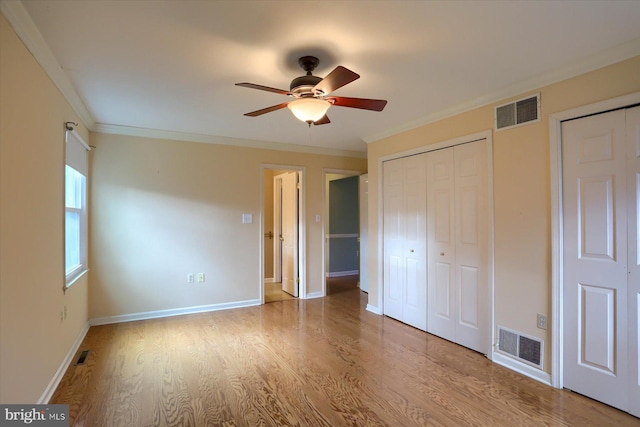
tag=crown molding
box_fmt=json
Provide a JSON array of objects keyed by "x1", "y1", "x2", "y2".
[
  {"x1": 94, "y1": 123, "x2": 367, "y2": 159},
  {"x1": 1, "y1": 0, "x2": 96, "y2": 129},
  {"x1": 2, "y1": 0, "x2": 365, "y2": 158},
  {"x1": 364, "y1": 37, "x2": 640, "y2": 144},
  {"x1": 9, "y1": 0, "x2": 636, "y2": 156}
]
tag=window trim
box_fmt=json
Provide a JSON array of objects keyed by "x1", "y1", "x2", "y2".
[{"x1": 64, "y1": 128, "x2": 91, "y2": 290}]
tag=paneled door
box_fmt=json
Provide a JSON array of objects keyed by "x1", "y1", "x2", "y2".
[
  {"x1": 427, "y1": 140, "x2": 489, "y2": 354},
  {"x1": 562, "y1": 106, "x2": 639, "y2": 416},
  {"x1": 359, "y1": 174, "x2": 369, "y2": 293},
  {"x1": 627, "y1": 106, "x2": 640, "y2": 418},
  {"x1": 427, "y1": 148, "x2": 456, "y2": 340},
  {"x1": 281, "y1": 172, "x2": 298, "y2": 297},
  {"x1": 383, "y1": 154, "x2": 427, "y2": 331}
]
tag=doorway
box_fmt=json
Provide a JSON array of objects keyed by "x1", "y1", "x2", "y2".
[
  {"x1": 324, "y1": 170, "x2": 361, "y2": 296},
  {"x1": 262, "y1": 166, "x2": 305, "y2": 303}
]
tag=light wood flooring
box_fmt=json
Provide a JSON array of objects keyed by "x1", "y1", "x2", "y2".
[
  {"x1": 51, "y1": 284, "x2": 638, "y2": 426},
  {"x1": 264, "y1": 281, "x2": 295, "y2": 303},
  {"x1": 264, "y1": 275, "x2": 359, "y2": 303}
]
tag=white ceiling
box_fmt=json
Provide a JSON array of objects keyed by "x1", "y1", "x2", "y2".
[{"x1": 12, "y1": 0, "x2": 640, "y2": 154}]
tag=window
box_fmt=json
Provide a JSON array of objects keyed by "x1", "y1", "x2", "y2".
[
  {"x1": 65, "y1": 165, "x2": 85, "y2": 279},
  {"x1": 65, "y1": 128, "x2": 90, "y2": 287}
]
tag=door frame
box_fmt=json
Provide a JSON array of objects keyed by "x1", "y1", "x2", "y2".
[
  {"x1": 549, "y1": 90, "x2": 640, "y2": 389},
  {"x1": 376, "y1": 129, "x2": 495, "y2": 357},
  {"x1": 322, "y1": 168, "x2": 362, "y2": 297},
  {"x1": 260, "y1": 164, "x2": 306, "y2": 304}
]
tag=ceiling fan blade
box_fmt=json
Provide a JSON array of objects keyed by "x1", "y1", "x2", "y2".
[
  {"x1": 244, "y1": 102, "x2": 290, "y2": 117},
  {"x1": 235, "y1": 82, "x2": 291, "y2": 96},
  {"x1": 314, "y1": 115, "x2": 330, "y2": 125},
  {"x1": 329, "y1": 96, "x2": 387, "y2": 111},
  {"x1": 313, "y1": 66, "x2": 360, "y2": 95}
]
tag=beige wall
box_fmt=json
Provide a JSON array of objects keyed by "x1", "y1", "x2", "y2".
[
  {"x1": 89, "y1": 133, "x2": 366, "y2": 319},
  {"x1": 0, "y1": 13, "x2": 90, "y2": 403},
  {"x1": 367, "y1": 55, "x2": 640, "y2": 374}
]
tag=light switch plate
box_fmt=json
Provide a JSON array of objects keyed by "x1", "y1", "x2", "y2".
[{"x1": 242, "y1": 213, "x2": 253, "y2": 224}]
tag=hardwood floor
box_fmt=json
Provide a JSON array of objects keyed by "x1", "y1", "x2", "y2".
[
  {"x1": 326, "y1": 274, "x2": 360, "y2": 295},
  {"x1": 264, "y1": 281, "x2": 295, "y2": 303},
  {"x1": 52, "y1": 287, "x2": 638, "y2": 426}
]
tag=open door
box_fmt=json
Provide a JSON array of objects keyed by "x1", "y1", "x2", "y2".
[
  {"x1": 263, "y1": 167, "x2": 304, "y2": 303},
  {"x1": 281, "y1": 171, "x2": 299, "y2": 297}
]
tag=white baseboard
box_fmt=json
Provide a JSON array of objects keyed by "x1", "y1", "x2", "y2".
[
  {"x1": 39, "y1": 321, "x2": 90, "y2": 404},
  {"x1": 366, "y1": 304, "x2": 382, "y2": 315},
  {"x1": 264, "y1": 277, "x2": 275, "y2": 284},
  {"x1": 89, "y1": 299, "x2": 262, "y2": 326},
  {"x1": 492, "y1": 352, "x2": 552, "y2": 386},
  {"x1": 326, "y1": 270, "x2": 359, "y2": 278},
  {"x1": 305, "y1": 291, "x2": 324, "y2": 299}
]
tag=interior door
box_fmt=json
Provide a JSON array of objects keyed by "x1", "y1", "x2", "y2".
[
  {"x1": 427, "y1": 140, "x2": 488, "y2": 354},
  {"x1": 403, "y1": 154, "x2": 427, "y2": 330},
  {"x1": 562, "y1": 109, "x2": 629, "y2": 411},
  {"x1": 627, "y1": 106, "x2": 640, "y2": 417},
  {"x1": 383, "y1": 159, "x2": 405, "y2": 321},
  {"x1": 359, "y1": 174, "x2": 369, "y2": 293},
  {"x1": 383, "y1": 155, "x2": 427, "y2": 331},
  {"x1": 281, "y1": 172, "x2": 298, "y2": 297},
  {"x1": 427, "y1": 147, "x2": 456, "y2": 341},
  {"x1": 453, "y1": 140, "x2": 489, "y2": 353}
]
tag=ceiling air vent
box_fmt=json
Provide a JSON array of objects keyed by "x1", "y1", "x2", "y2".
[
  {"x1": 497, "y1": 326, "x2": 544, "y2": 369},
  {"x1": 495, "y1": 93, "x2": 540, "y2": 131}
]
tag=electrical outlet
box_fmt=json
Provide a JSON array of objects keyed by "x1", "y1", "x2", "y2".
[
  {"x1": 187, "y1": 273, "x2": 195, "y2": 283},
  {"x1": 537, "y1": 314, "x2": 548, "y2": 330},
  {"x1": 64, "y1": 305, "x2": 68, "y2": 320},
  {"x1": 197, "y1": 273, "x2": 205, "y2": 283}
]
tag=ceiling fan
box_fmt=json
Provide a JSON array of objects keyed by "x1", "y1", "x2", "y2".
[{"x1": 235, "y1": 56, "x2": 387, "y2": 126}]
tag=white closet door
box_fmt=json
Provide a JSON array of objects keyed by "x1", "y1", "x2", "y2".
[
  {"x1": 627, "y1": 106, "x2": 640, "y2": 417},
  {"x1": 427, "y1": 148, "x2": 456, "y2": 341},
  {"x1": 427, "y1": 140, "x2": 488, "y2": 354},
  {"x1": 562, "y1": 109, "x2": 628, "y2": 411},
  {"x1": 454, "y1": 141, "x2": 489, "y2": 353},
  {"x1": 383, "y1": 154, "x2": 427, "y2": 331},
  {"x1": 359, "y1": 174, "x2": 369, "y2": 293},
  {"x1": 403, "y1": 154, "x2": 427, "y2": 331},
  {"x1": 383, "y1": 159, "x2": 404, "y2": 321}
]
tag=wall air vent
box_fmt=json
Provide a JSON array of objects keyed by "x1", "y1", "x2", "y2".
[
  {"x1": 497, "y1": 326, "x2": 544, "y2": 369},
  {"x1": 495, "y1": 93, "x2": 540, "y2": 131}
]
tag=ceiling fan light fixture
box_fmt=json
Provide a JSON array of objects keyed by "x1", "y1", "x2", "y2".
[{"x1": 287, "y1": 98, "x2": 331, "y2": 123}]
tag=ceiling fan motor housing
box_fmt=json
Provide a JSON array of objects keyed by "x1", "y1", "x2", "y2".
[
  {"x1": 290, "y1": 75, "x2": 323, "y2": 96},
  {"x1": 290, "y1": 55, "x2": 323, "y2": 97}
]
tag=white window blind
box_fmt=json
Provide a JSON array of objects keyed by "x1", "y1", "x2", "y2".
[{"x1": 65, "y1": 129, "x2": 90, "y2": 287}]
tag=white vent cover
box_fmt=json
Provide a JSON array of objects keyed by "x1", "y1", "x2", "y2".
[
  {"x1": 497, "y1": 326, "x2": 544, "y2": 369},
  {"x1": 495, "y1": 93, "x2": 540, "y2": 130}
]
